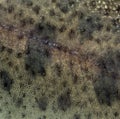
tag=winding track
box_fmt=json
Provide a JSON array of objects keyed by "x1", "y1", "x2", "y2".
[{"x1": 0, "y1": 23, "x2": 80, "y2": 57}]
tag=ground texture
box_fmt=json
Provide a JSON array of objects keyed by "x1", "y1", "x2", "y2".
[{"x1": 0, "y1": 0, "x2": 120, "y2": 119}]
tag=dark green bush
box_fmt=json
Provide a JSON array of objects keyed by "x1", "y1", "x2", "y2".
[
  {"x1": 79, "y1": 13, "x2": 103, "y2": 42},
  {"x1": 25, "y1": 38, "x2": 51, "y2": 77},
  {"x1": 0, "y1": 71, "x2": 13, "y2": 92}
]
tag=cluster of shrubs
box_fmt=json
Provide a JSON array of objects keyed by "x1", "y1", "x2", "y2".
[
  {"x1": 94, "y1": 49, "x2": 120, "y2": 106},
  {"x1": 79, "y1": 12, "x2": 103, "y2": 43},
  {"x1": 25, "y1": 37, "x2": 51, "y2": 77}
]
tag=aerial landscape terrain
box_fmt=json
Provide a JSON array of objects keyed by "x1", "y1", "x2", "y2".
[{"x1": 0, "y1": 0, "x2": 120, "y2": 119}]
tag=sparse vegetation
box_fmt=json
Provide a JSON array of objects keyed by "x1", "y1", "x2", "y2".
[{"x1": 0, "y1": 0, "x2": 119, "y2": 119}]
